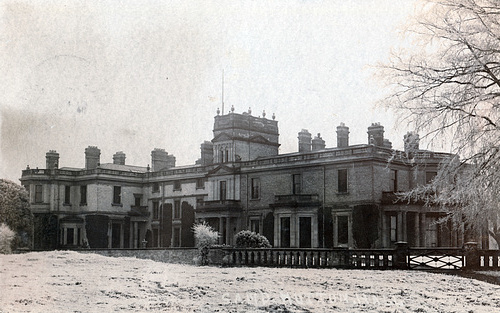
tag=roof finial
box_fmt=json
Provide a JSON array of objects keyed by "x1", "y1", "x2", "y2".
[{"x1": 221, "y1": 69, "x2": 225, "y2": 115}]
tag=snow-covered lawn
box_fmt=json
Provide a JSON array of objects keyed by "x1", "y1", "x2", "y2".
[{"x1": 1, "y1": 251, "x2": 500, "y2": 312}]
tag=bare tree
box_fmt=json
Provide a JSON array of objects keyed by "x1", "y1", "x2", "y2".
[{"x1": 381, "y1": 0, "x2": 500, "y2": 247}]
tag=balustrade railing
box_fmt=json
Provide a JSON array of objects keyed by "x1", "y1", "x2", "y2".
[{"x1": 221, "y1": 244, "x2": 500, "y2": 271}]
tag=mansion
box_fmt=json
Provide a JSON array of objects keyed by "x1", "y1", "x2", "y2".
[{"x1": 20, "y1": 108, "x2": 489, "y2": 250}]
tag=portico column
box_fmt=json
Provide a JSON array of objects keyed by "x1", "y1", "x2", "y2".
[
  {"x1": 274, "y1": 214, "x2": 279, "y2": 247},
  {"x1": 381, "y1": 213, "x2": 388, "y2": 247},
  {"x1": 312, "y1": 214, "x2": 318, "y2": 248},
  {"x1": 419, "y1": 213, "x2": 426, "y2": 247},
  {"x1": 120, "y1": 222, "x2": 124, "y2": 248},
  {"x1": 73, "y1": 228, "x2": 78, "y2": 246},
  {"x1": 402, "y1": 211, "x2": 407, "y2": 242},
  {"x1": 290, "y1": 213, "x2": 297, "y2": 247},
  {"x1": 134, "y1": 222, "x2": 138, "y2": 248},
  {"x1": 226, "y1": 217, "x2": 231, "y2": 245},
  {"x1": 348, "y1": 213, "x2": 353, "y2": 248},
  {"x1": 414, "y1": 213, "x2": 420, "y2": 247},
  {"x1": 397, "y1": 212, "x2": 404, "y2": 242},
  {"x1": 219, "y1": 217, "x2": 224, "y2": 245},
  {"x1": 63, "y1": 228, "x2": 67, "y2": 245}
]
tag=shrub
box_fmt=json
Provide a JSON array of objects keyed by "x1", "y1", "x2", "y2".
[
  {"x1": 0, "y1": 223, "x2": 16, "y2": 254},
  {"x1": 192, "y1": 222, "x2": 219, "y2": 265},
  {"x1": 235, "y1": 230, "x2": 271, "y2": 248}
]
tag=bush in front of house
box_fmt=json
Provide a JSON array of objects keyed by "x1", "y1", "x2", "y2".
[
  {"x1": 235, "y1": 230, "x2": 271, "y2": 248},
  {"x1": 192, "y1": 222, "x2": 219, "y2": 265},
  {"x1": 0, "y1": 223, "x2": 16, "y2": 254}
]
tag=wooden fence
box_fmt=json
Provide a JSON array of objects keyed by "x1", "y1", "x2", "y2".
[{"x1": 221, "y1": 242, "x2": 500, "y2": 271}]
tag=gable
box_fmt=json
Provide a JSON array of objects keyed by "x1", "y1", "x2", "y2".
[
  {"x1": 249, "y1": 135, "x2": 271, "y2": 144},
  {"x1": 207, "y1": 164, "x2": 239, "y2": 175},
  {"x1": 212, "y1": 132, "x2": 233, "y2": 143}
]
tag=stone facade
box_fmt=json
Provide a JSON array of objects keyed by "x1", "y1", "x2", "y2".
[{"x1": 20, "y1": 109, "x2": 490, "y2": 250}]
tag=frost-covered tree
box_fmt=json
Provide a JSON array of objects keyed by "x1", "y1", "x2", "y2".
[
  {"x1": 192, "y1": 222, "x2": 219, "y2": 265},
  {"x1": 0, "y1": 179, "x2": 33, "y2": 249},
  {"x1": 381, "y1": 0, "x2": 500, "y2": 247},
  {"x1": 0, "y1": 223, "x2": 16, "y2": 254}
]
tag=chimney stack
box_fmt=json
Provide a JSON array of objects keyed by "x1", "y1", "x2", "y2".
[
  {"x1": 312, "y1": 133, "x2": 326, "y2": 151},
  {"x1": 336, "y1": 123, "x2": 349, "y2": 147},
  {"x1": 404, "y1": 132, "x2": 420, "y2": 156},
  {"x1": 113, "y1": 151, "x2": 126, "y2": 165},
  {"x1": 383, "y1": 139, "x2": 393, "y2": 149},
  {"x1": 85, "y1": 146, "x2": 101, "y2": 169},
  {"x1": 200, "y1": 141, "x2": 214, "y2": 166},
  {"x1": 46, "y1": 150, "x2": 59, "y2": 170},
  {"x1": 151, "y1": 148, "x2": 176, "y2": 171},
  {"x1": 298, "y1": 129, "x2": 312, "y2": 152},
  {"x1": 367, "y1": 123, "x2": 384, "y2": 146}
]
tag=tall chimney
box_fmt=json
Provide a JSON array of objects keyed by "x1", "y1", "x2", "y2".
[
  {"x1": 46, "y1": 150, "x2": 59, "y2": 170},
  {"x1": 200, "y1": 141, "x2": 214, "y2": 166},
  {"x1": 151, "y1": 148, "x2": 176, "y2": 171},
  {"x1": 383, "y1": 139, "x2": 393, "y2": 149},
  {"x1": 298, "y1": 129, "x2": 312, "y2": 152},
  {"x1": 336, "y1": 123, "x2": 349, "y2": 147},
  {"x1": 367, "y1": 123, "x2": 384, "y2": 146},
  {"x1": 312, "y1": 133, "x2": 326, "y2": 151},
  {"x1": 85, "y1": 146, "x2": 101, "y2": 169},
  {"x1": 404, "y1": 132, "x2": 420, "y2": 156},
  {"x1": 113, "y1": 151, "x2": 126, "y2": 165}
]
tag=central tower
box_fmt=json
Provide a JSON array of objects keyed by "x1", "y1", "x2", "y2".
[{"x1": 212, "y1": 109, "x2": 279, "y2": 163}]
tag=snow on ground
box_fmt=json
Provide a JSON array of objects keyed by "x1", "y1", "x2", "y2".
[{"x1": 1, "y1": 251, "x2": 500, "y2": 313}]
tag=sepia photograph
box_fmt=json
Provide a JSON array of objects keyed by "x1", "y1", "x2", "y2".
[{"x1": 1, "y1": 0, "x2": 500, "y2": 312}]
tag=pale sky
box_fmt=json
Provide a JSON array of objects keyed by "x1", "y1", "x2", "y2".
[{"x1": 0, "y1": 0, "x2": 419, "y2": 182}]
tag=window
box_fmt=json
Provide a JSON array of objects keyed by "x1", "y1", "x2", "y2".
[
  {"x1": 152, "y1": 182, "x2": 160, "y2": 193},
  {"x1": 219, "y1": 150, "x2": 224, "y2": 163},
  {"x1": 250, "y1": 219, "x2": 260, "y2": 233},
  {"x1": 299, "y1": 217, "x2": 312, "y2": 248},
  {"x1": 196, "y1": 178, "x2": 205, "y2": 189},
  {"x1": 196, "y1": 197, "x2": 204, "y2": 208},
  {"x1": 391, "y1": 169, "x2": 398, "y2": 192},
  {"x1": 174, "y1": 200, "x2": 181, "y2": 219},
  {"x1": 80, "y1": 185, "x2": 87, "y2": 205},
  {"x1": 426, "y1": 171, "x2": 437, "y2": 184},
  {"x1": 152, "y1": 201, "x2": 159, "y2": 220},
  {"x1": 219, "y1": 181, "x2": 227, "y2": 201},
  {"x1": 251, "y1": 178, "x2": 260, "y2": 199},
  {"x1": 220, "y1": 149, "x2": 230, "y2": 163},
  {"x1": 66, "y1": 228, "x2": 74, "y2": 245},
  {"x1": 35, "y1": 185, "x2": 43, "y2": 203},
  {"x1": 152, "y1": 228, "x2": 159, "y2": 247},
  {"x1": 113, "y1": 186, "x2": 121, "y2": 204},
  {"x1": 292, "y1": 174, "x2": 301, "y2": 194},
  {"x1": 426, "y1": 216, "x2": 438, "y2": 247},
  {"x1": 61, "y1": 226, "x2": 81, "y2": 246},
  {"x1": 280, "y1": 217, "x2": 291, "y2": 248},
  {"x1": 64, "y1": 185, "x2": 71, "y2": 204},
  {"x1": 134, "y1": 195, "x2": 141, "y2": 207},
  {"x1": 173, "y1": 227, "x2": 181, "y2": 247},
  {"x1": 173, "y1": 181, "x2": 181, "y2": 191},
  {"x1": 338, "y1": 169, "x2": 348, "y2": 193},
  {"x1": 338, "y1": 215, "x2": 349, "y2": 245}
]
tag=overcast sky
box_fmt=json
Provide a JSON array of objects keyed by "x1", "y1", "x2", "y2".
[{"x1": 0, "y1": 0, "x2": 419, "y2": 182}]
